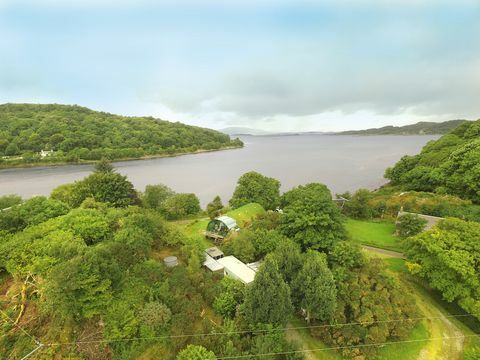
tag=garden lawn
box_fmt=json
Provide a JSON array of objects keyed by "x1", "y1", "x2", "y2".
[{"x1": 346, "y1": 218, "x2": 402, "y2": 252}]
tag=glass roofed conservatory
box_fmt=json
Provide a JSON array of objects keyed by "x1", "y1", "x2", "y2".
[{"x1": 206, "y1": 216, "x2": 238, "y2": 240}]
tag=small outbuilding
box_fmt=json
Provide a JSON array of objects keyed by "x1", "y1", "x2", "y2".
[
  {"x1": 205, "y1": 216, "x2": 239, "y2": 242},
  {"x1": 203, "y1": 247, "x2": 225, "y2": 272},
  {"x1": 205, "y1": 246, "x2": 224, "y2": 260}
]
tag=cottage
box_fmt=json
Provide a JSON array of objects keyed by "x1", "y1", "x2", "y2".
[
  {"x1": 205, "y1": 215, "x2": 238, "y2": 242},
  {"x1": 39, "y1": 149, "x2": 54, "y2": 158}
]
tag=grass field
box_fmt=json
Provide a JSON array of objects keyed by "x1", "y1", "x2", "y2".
[
  {"x1": 174, "y1": 203, "x2": 266, "y2": 249},
  {"x1": 346, "y1": 218, "x2": 402, "y2": 252}
]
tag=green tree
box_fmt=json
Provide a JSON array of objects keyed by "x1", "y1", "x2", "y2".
[
  {"x1": 142, "y1": 184, "x2": 175, "y2": 211},
  {"x1": 243, "y1": 256, "x2": 292, "y2": 326},
  {"x1": 344, "y1": 188, "x2": 373, "y2": 219},
  {"x1": 292, "y1": 251, "x2": 337, "y2": 323},
  {"x1": 405, "y1": 218, "x2": 480, "y2": 320},
  {"x1": 213, "y1": 277, "x2": 245, "y2": 319},
  {"x1": 0, "y1": 196, "x2": 69, "y2": 234},
  {"x1": 104, "y1": 300, "x2": 139, "y2": 340},
  {"x1": 177, "y1": 345, "x2": 216, "y2": 360},
  {"x1": 396, "y1": 213, "x2": 427, "y2": 238},
  {"x1": 139, "y1": 302, "x2": 172, "y2": 330},
  {"x1": 229, "y1": 171, "x2": 280, "y2": 210},
  {"x1": 280, "y1": 183, "x2": 346, "y2": 252},
  {"x1": 50, "y1": 183, "x2": 77, "y2": 206},
  {"x1": 270, "y1": 238, "x2": 303, "y2": 284},
  {"x1": 162, "y1": 193, "x2": 201, "y2": 220},
  {"x1": 315, "y1": 258, "x2": 418, "y2": 358},
  {"x1": 44, "y1": 251, "x2": 115, "y2": 320},
  {"x1": 71, "y1": 171, "x2": 139, "y2": 207},
  {"x1": 0, "y1": 194, "x2": 22, "y2": 210},
  {"x1": 222, "y1": 231, "x2": 256, "y2": 263},
  {"x1": 443, "y1": 139, "x2": 480, "y2": 203},
  {"x1": 94, "y1": 158, "x2": 114, "y2": 173},
  {"x1": 206, "y1": 195, "x2": 224, "y2": 219},
  {"x1": 5, "y1": 142, "x2": 20, "y2": 156}
]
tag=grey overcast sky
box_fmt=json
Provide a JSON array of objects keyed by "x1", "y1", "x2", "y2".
[{"x1": 1, "y1": 0, "x2": 479, "y2": 131}]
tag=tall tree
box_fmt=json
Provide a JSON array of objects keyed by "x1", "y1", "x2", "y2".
[
  {"x1": 94, "y1": 158, "x2": 114, "y2": 173},
  {"x1": 292, "y1": 251, "x2": 337, "y2": 323},
  {"x1": 280, "y1": 183, "x2": 346, "y2": 252},
  {"x1": 229, "y1": 171, "x2": 280, "y2": 210},
  {"x1": 405, "y1": 218, "x2": 480, "y2": 320},
  {"x1": 243, "y1": 256, "x2": 292, "y2": 326},
  {"x1": 142, "y1": 184, "x2": 175, "y2": 211},
  {"x1": 270, "y1": 238, "x2": 303, "y2": 284},
  {"x1": 206, "y1": 195, "x2": 224, "y2": 219},
  {"x1": 71, "y1": 171, "x2": 139, "y2": 207}
]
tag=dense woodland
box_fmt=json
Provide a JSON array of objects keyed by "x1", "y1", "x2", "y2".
[
  {"x1": 0, "y1": 104, "x2": 242, "y2": 167},
  {"x1": 385, "y1": 119, "x2": 480, "y2": 202}
]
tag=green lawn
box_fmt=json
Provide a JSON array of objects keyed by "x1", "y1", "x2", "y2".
[
  {"x1": 346, "y1": 218, "x2": 402, "y2": 252},
  {"x1": 174, "y1": 203, "x2": 266, "y2": 249}
]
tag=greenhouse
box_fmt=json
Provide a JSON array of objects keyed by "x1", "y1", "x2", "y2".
[{"x1": 205, "y1": 215, "x2": 238, "y2": 242}]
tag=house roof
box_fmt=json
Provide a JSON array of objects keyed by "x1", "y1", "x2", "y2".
[
  {"x1": 217, "y1": 256, "x2": 256, "y2": 284},
  {"x1": 216, "y1": 216, "x2": 238, "y2": 230},
  {"x1": 203, "y1": 255, "x2": 225, "y2": 272},
  {"x1": 246, "y1": 261, "x2": 262, "y2": 272}
]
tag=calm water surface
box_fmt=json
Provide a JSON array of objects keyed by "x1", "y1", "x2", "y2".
[{"x1": 0, "y1": 135, "x2": 438, "y2": 206}]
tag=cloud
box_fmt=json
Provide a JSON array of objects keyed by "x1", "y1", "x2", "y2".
[{"x1": 1, "y1": 0, "x2": 479, "y2": 132}]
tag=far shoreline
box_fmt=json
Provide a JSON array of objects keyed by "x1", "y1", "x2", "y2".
[{"x1": 0, "y1": 144, "x2": 244, "y2": 171}]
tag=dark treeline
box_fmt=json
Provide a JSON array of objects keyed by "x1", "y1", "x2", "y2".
[
  {"x1": 339, "y1": 119, "x2": 469, "y2": 135},
  {"x1": 0, "y1": 103, "x2": 243, "y2": 166}
]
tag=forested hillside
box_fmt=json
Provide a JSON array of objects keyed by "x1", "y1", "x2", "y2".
[
  {"x1": 385, "y1": 119, "x2": 480, "y2": 202},
  {"x1": 339, "y1": 119, "x2": 468, "y2": 135},
  {"x1": 0, "y1": 103, "x2": 242, "y2": 167}
]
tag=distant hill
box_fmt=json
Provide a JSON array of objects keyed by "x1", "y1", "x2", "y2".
[
  {"x1": 0, "y1": 103, "x2": 243, "y2": 167},
  {"x1": 219, "y1": 127, "x2": 272, "y2": 136},
  {"x1": 338, "y1": 120, "x2": 469, "y2": 135}
]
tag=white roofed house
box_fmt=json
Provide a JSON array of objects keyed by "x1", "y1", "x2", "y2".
[
  {"x1": 217, "y1": 256, "x2": 256, "y2": 284},
  {"x1": 202, "y1": 247, "x2": 257, "y2": 284}
]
